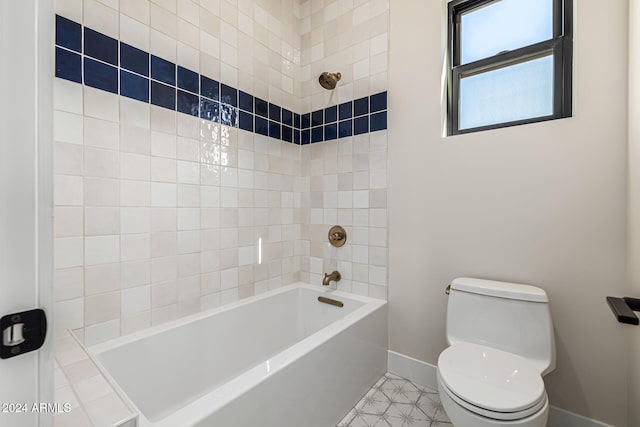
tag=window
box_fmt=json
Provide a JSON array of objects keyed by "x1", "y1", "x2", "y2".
[{"x1": 447, "y1": 0, "x2": 572, "y2": 135}]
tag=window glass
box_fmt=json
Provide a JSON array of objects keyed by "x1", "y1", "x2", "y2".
[
  {"x1": 458, "y1": 54, "x2": 554, "y2": 130},
  {"x1": 461, "y1": 0, "x2": 554, "y2": 64}
]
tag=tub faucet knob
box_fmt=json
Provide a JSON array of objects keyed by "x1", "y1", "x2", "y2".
[{"x1": 322, "y1": 271, "x2": 341, "y2": 287}]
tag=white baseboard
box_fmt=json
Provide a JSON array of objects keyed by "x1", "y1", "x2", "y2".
[
  {"x1": 547, "y1": 407, "x2": 616, "y2": 427},
  {"x1": 387, "y1": 350, "x2": 439, "y2": 390},
  {"x1": 387, "y1": 350, "x2": 614, "y2": 427}
]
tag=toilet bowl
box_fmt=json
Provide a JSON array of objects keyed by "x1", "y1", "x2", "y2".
[
  {"x1": 437, "y1": 342, "x2": 549, "y2": 427},
  {"x1": 437, "y1": 278, "x2": 556, "y2": 427}
]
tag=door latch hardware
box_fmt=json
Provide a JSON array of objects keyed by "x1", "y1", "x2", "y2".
[
  {"x1": 0, "y1": 309, "x2": 47, "y2": 359},
  {"x1": 3, "y1": 323, "x2": 25, "y2": 346}
]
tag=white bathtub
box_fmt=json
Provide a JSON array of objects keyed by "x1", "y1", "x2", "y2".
[{"x1": 90, "y1": 283, "x2": 388, "y2": 427}]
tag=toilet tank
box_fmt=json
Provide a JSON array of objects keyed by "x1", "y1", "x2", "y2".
[{"x1": 446, "y1": 277, "x2": 556, "y2": 375}]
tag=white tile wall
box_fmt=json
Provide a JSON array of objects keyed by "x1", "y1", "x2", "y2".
[
  {"x1": 297, "y1": 129, "x2": 389, "y2": 297},
  {"x1": 296, "y1": 0, "x2": 389, "y2": 298},
  {"x1": 54, "y1": 0, "x2": 388, "y2": 348}
]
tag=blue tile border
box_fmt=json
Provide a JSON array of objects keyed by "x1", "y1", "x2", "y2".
[
  {"x1": 84, "y1": 28, "x2": 118, "y2": 66},
  {"x1": 84, "y1": 57, "x2": 118, "y2": 93},
  {"x1": 239, "y1": 110, "x2": 253, "y2": 131},
  {"x1": 255, "y1": 97, "x2": 268, "y2": 118},
  {"x1": 200, "y1": 75, "x2": 219, "y2": 101},
  {"x1": 55, "y1": 47, "x2": 82, "y2": 83},
  {"x1": 56, "y1": 15, "x2": 81, "y2": 53},
  {"x1": 339, "y1": 120, "x2": 353, "y2": 138},
  {"x1": 54, "y1": 15, "x2": 388, "y2": 144},
  {"x1": 255, "y1": 116, "x2": 269, "y2": 136},
  {"x1": 354, "y1": 116, "x2": 369, "y2": 135},
  {"x1": 151, "y1": 55, "x2": 176, "y2": 86},
  {"x1": 239, "y1": 91, "x2": 253, "y2": 113},
  {"x1": 120, "y1": 70, "x2": 149, "y2": 102},
  {"x1": 178, "y1": 66, "x2": 199, "y2": 94},
  {"x1": 120, "y1": 43, "x2": 149, "y2": 77},
  {"x1": 151, "y1": 81, "x2": 175, "y2": 110}
]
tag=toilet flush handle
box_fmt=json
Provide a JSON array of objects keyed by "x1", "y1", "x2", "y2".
[{"x1": 445, "y1": 284, "x2": 451, "y2": 296}]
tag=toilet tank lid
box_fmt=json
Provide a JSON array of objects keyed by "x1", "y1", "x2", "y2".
[{"x1": 451, "y1": 277, "x2": 549, "y2": 302}]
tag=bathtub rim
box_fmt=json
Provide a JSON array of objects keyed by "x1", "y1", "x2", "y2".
[
  {"x1": 87, "y1": 283, "x2": 387, "y2": 427},
  {"x1": 90, "y1": 283, "x2": 384, "y2": 353}
]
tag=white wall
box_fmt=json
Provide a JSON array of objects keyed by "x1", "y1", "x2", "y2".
[
  {"x1": 627, "y1": 1, "x2": 640, "y2": 425},
  {"x1": 388, "y1": 1, "x2": 629, "y2": 425}
]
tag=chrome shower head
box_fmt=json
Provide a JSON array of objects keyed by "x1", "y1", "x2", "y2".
[{"x1": 319, "y1": 72, "x2": 342, "y2": 90}]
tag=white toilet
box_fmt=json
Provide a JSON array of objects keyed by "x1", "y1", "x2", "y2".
[{"x1": 437, "y1": 277, "x2": 556, "y2": 427}]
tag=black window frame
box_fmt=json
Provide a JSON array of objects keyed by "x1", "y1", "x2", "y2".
[{"x1": 447, "y1": 0, "x2": 573, "y2": 135}]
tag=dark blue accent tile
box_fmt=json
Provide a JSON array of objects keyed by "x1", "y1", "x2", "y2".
[
  {"x1": 55, "y1": 48, "x2": 82, "y2": 83},
  {"x1": 370, "y1": 91, "x2": 387, "y2": 112},
  {"x1": 311, "y1": 126, "x2": 323, "y2": 143},
  {"x1": 255, "y1": 116, "x2": 269, "y2": 136},
  {"x1": 239, "y1": 91, "x2": 253, "y2": 112},
  {"x1": 177, "y1": 90, "x2": 199, "y2": 116},
  {"x1": 294, "y1": 113, "x2": 301, "y2": 129},
  {"x1": 151, "y1": 55, "x2": 176, "y2": 86},
  {"x1": 302, "y1": 113, "x2": 311, "y2": 129},
  {"x1": 84, "y1": 28, "x2": 118, "y2": 65},
  {"x1": 56, "y1": 15, "x2": 81, "y2": 52},
  {"x1": 178, "y1": 66, "x2": 199, "y2": 94},
  {"x1": 301, "y1": 129, "x2": 311, "y2": 145},
  {"x1": 151, "y1": 81, "x2": 176, "y2": 110},
  {"x1": 220, "y1": 84, "x2": 237, "y2": 107},
  {"x1": 220, "y1": 104, "x2": 238, "y2": 127},
  {"x1": 282, "y1": 109, "x2": 293, "y2": 126},
  {"x1": 84, "y1": 58, "x2": 117, "y2": 93},
  {"x1": 354, "y1": 115, "x2": 369, "y2": 135},
  {"x1": 269, "y1": 103, "x2": 281, "y2": 122},
  {"x1": 200, "y1": 98, "x2": 219, "y2": 122},
  {"x1": 354, "y1": 96, "x2": 369, "y2": 117},
  {"x1": 255, "y1": 97, "x2": 268, "y2": 118},
  {"x1": 120, "y1": 70, "x2": 149, "y2": 102},
  {"x1": 324, "y1": 123, "x2": 337, "y2": 141},
  {"x1": 120, "y1": 43, "x2": 149, "y2": 77},
  {"x1": 312, "y1": 110, "x2": 323, "y2": 127},
  {"x1": 338, "y1": 119, "x2": 353, "y2": 138},
  {"x1": 282, "y1": 125, "x2": 293, "y2": 143},
  {"x1": 239, "y1": 110, "x2": 253, "y2": 131},
  {"x1": 324, "y1": 105, "x2": 337, "y2": 123},
  {"x1": 200, "y1": 75, "x2": 219, "y2": 101},
  {"x1": 269, "y1": 121, "x2": 281, "y2": 139},
  {"x1": 293, "y1": 129, "x2": 300, "y2": 145},
  {"x1": 370, "y1": 111, "x2": 387, "y2": 132},
  {"x1": 339, "y1": 101, "x2": 353, "y2": 120}
]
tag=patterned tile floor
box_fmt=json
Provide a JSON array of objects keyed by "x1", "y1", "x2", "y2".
[{"x1": 337, "y1": 373, "x2": 453, "y2": 427}]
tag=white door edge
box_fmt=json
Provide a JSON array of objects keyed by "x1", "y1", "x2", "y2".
[{"x1": 0, "y1": 1, "x2": 54, "y2": 426}]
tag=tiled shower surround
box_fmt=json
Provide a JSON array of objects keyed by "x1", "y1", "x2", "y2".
[{"x1": 53, "y1": 0, "x2": 389, "y2": 344}]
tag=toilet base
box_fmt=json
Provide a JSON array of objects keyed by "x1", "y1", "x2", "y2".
[{"x1": 437, "y1": 373, "x2": 549, "y2": 427}]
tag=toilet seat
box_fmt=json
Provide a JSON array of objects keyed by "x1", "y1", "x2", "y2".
[
  {"x1": 438, "y1": 342, "x2": 547, "y2": 421},
  {"x1": 438, "y1": 373, "x2": 547, "y2": 421}
]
